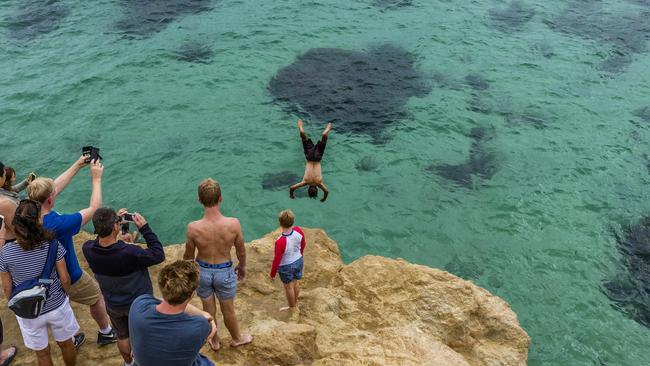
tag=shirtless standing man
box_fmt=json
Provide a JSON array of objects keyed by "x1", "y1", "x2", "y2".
[
  {"x1": 183, "y1": 179, "x2": 253, "y2": 350},
  {"x1": 289, "y1": 119, "x2": 332, "y2": 202}
]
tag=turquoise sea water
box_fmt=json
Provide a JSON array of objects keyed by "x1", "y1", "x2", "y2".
[{"x1": 2, "y1": 0, "x2": 650, "y2": 364}]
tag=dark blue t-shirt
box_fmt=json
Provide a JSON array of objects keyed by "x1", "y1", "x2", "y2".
[
  {"x1": 129, "y1": 295, "x2": 213, "y2": 366},
  {"x1": 43, "y1": 211, "x2": 83, "y2": 283}
]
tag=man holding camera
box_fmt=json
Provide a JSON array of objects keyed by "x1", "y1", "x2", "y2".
[
  {"x1": 83, "y1": 208, "x2": 165, "y2": 366},
  {"x1": 27, "y1": 155, "x2": 117, "y2": 346}
]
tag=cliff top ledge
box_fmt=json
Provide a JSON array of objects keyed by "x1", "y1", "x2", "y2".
[{"x1": 0, "y1": 228, "x2": 530, "y2": 365}]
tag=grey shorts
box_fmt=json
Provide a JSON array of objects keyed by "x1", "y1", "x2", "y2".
[{"x1": 196, "y1": 263, "x2": 237, "y2": 301}]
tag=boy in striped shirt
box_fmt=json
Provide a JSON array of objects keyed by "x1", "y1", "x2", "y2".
[{"x1": 269, "y1": 209, "x2": 306, "y2": 311}]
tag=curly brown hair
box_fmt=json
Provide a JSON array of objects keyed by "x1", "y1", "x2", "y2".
[{"x1": 158, "y1": 260, "x2": 200, "y2": 305}]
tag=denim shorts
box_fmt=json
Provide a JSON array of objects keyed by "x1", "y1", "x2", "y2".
[
  {"x1": 278, "y1": 257, "x2": 304, "y2": 284},
  {"x1": 196, "y1": 262, "x2": 237, "y2": 301}
]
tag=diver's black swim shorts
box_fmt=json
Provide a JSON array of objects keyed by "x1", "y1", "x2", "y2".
[{"x1": 303, "y1": 138, "x2": 326, "y2": 162}]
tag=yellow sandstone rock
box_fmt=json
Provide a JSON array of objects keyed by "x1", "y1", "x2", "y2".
[{"x1": 0, "y1": 228, "x2": 529, "y2": 365}]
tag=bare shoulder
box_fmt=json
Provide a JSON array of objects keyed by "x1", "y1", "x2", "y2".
[
  {"x1": 227, "y1": 217, "x2": 241, "y2": 228},
  {"x1": 186, "y1": 220, "x2": 203, "y2": 236}
]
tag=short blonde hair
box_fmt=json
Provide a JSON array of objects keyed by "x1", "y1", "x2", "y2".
[
  {"x1": 198, "y1": 179, "x2": 221, "y2": 207},
  {"x1": 158, "y1": 260, "x2": 200, "y2": 305},
  {"x1": 27, "y1": 178, "x2": 55, "y2": 204},
  {"x1": 278, "y1": 209, "x2": 295, "y2": 228}
]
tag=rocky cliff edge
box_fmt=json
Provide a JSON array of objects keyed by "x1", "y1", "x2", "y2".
[{"x1": 0, "y1": 228, "x2": 529, "y2": 365}]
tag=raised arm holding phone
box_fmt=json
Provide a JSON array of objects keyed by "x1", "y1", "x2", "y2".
[{"x1": 27, "y1": 153, "x2": 117, "y2": 346}]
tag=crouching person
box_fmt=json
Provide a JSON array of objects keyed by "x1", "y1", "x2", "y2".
[
  {"x1": 129, "y1": 260, "x2": 217, "y2": 366},
  {"x1": 0, "y1": 200, "x2": 84, "y2": 366},
  {"x1": 82, "y1": 208, "x2": 165, "y2": 366}
]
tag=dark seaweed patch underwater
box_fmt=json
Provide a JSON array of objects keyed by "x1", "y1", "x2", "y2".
[
  {"x1": 488, "y1": 1, "x2": 535, "y2": 32},
  {"x1": 117, "y1": 0, "x2": 214, "y2": 37},
  {"x1": 174, "y1": 41, "x2": 214, "y2": 64},
  {"x1": 604, "y1": 217, "x2": 650, "y2": 328},
  {"x1": 545, "y1": 1, "x2": 650, "y2": 72},
  {"x1": 268, "y1": 45, "x2": 431, "y2": 139},
  {"x1": 6, "y1": 0, "x2": 69, "y2": 41},
  {"x1": 372, "y1": 0, "x2": 413, "y2": 10},
  {"x1": 429, "y1": 126, "x2": 499, "y2": 188}
]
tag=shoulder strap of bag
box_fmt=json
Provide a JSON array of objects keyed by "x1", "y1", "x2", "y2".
[{"x1": 38, "y1": 240, "x2": 59, "y2": 285}]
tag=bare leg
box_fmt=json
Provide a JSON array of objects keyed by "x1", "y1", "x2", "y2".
[
  {"x1": 218, "y1": 299, "x2": 252, "y2": 347},
  {"x1": 56, "y1": 338, "x2": 77, "y2": 366},
  {"x1": 117, "y1": 339, "x2": 132, "y2": 364},
  {"x1": 322, "y1": 122, "x2": 332, "y2": 137},
  {"x1": 89, "y1": 296, "x2": 111, "y2": 330},
  {"x1": 298, "y1": 119, "x2": 308, "y2": 141},
  {"x1": 200, "y1": 296, "x2": 221, "y2": 350},
  {"x1": 35, "y1": 346, "x2": 54, "y2": 366},
  {"x1": 0, "y1": 345, "x2": 16, "y2": 364},
  {"x1": 281, "y1": 282, "x2": 296, "y2": 310},
  {"x1": 294, "y1": 280, "x2": 301, "y2": 306}
]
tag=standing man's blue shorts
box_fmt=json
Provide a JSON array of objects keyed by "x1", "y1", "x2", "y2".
[
  {"x1": 196, "y1": 260, "x2": 237, "y2": 300},
  {"x1": 278, "y1": 257, "x2": 303, "y2": 284}
]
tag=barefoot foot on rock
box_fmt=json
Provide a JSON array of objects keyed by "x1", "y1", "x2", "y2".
[{"x1": 230, "y1": 334, "x2": 253, "y2": 348}]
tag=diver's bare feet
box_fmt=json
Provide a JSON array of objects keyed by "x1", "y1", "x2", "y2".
[
  {"x1": 322, "y1": 122, "x2": 332, "y2": 136},
  {"x1": 230, "y1": 334, "x2": 253, "y2": 348},
  {"x1": 298, "y1": 119, "x2": 304, "y2": 133}
]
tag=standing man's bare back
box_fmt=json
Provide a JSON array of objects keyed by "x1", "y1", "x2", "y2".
[
  {"x1": 183, "y1": 179, "x2": 252, "y2": 351},
  {"x1": 186, "y1": 216, "x2": 243, "y2": 266}
]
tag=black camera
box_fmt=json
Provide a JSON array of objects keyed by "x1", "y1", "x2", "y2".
[
  {"x1": 121, "y1": 213, "x2": 135, "y2": 222},
  {"x1": 121, "y1": 222, "x2": 130, "y2": 235},
  {"x1": 82, "y1": 146, "x2": 102, "y2": 163}
]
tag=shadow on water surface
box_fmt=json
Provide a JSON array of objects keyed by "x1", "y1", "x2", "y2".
[
  {"x1": 604, "y1": 218, "x2": 650, "y2": 328},
  {"x1": 544, "y1": 0, "x2": 650, "y2": 72},
  {"x1": 268, "y1": 45, "x2": 431, "y2": 140},
  {"x1": 116, "y1": 0, "x2": 215, "y2": 37},
  {"x1": 428, "y1": 126, "x2": 499, "y2": 188},
  {"x1": 6, "y1": 0, "x2": 69, "y2": 41},
  {"x1": 261, "y1": 171, "x2": 301, "y2": 191}
]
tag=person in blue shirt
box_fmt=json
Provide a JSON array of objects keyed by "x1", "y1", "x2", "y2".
[
  {"x1": 129, "y1": 260, "x2": 217, "y2": 366},
  {"x1": 27, "y1": 155, "x2": 117, "y2": 346}
]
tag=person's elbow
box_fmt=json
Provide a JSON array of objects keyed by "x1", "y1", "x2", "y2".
[
  {"x1": 60, "y1": 276, "x2": 71, "y2": 292},
  {"x1": 154, "y1": 250, "x2": 166, "y2": 264}
]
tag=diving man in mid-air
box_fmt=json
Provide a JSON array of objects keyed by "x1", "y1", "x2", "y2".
[{"x1": 289, "y1": 119, "x2": 332, "y2": 203}]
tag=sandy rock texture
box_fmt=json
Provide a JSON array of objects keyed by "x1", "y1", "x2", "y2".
[{"x1": 0, "y1": 228, "x2": 529, "y2": 365}]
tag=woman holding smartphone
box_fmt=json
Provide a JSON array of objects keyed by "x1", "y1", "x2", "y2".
[{"x1": 0, "y1": 167, "x2": 36, "y2": 204}]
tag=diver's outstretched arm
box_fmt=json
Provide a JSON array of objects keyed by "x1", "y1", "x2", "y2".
[
  {"x1": 289, "y1": 181, "x2": 307, "y2": 199},
  {"x1": 318, "y1": 183, "x2": 329, "y2": 203}
]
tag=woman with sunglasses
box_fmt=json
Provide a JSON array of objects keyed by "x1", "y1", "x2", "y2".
[{"x1": 0, "y1": 200, "x2": 85, "y2": 366}]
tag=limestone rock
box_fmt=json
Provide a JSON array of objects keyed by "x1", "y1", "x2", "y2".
[{"x1": 0, "y1": 229, "x2": 529, "y2": 365}]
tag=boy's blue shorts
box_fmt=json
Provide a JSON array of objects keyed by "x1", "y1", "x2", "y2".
[{"x1": 278, "y1": 257, "x2": 304, "y2": 284}]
